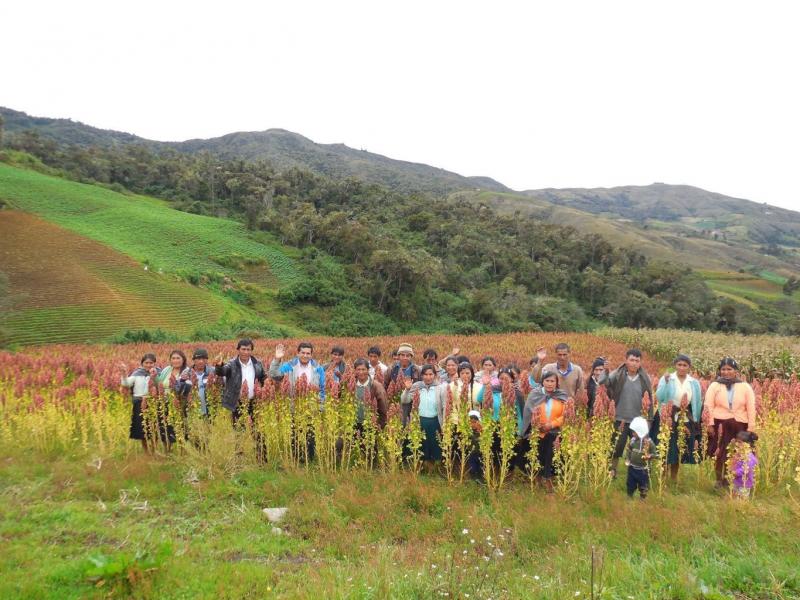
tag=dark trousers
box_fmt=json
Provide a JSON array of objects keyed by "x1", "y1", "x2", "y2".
[
  {"x1": 708, "y1": 418, "x2": 748, "y2": 482},
  {"x1": 627, "y1": 466, "x2": 650, "y2": 497},
  {"x1": 538, "y1": 431, "x2": 558, "y2": 479},
  {"x1": 611, "y1": 421, "x2": 632, "y2": 460}
]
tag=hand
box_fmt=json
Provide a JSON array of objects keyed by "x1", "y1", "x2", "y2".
[
  {"x1": 403, "y1": 376, "x2": 412, "y2": 390},
  {"x1": 275, "y1": 344, "x2": 285, "y2": 360},
  {"x1": 680, "y1": 393, "x2": 689, "y2": 410},
  {"x1": 149, "y1": 367, "x2": 158, "y2": 378},
  {"x1": 664, "y1": 371, "x2": 671, "y2": 381},
  {"x1": 625, "y1": 460, "x2": 631, "y2": 467},
  {"x1": 603, "y1": 360, "x2": 610, "y2": 371},
  {"x1": 118, "y1": 362, "x2": 128, "y2": 373},
  {"x1": 451, "y1": 347, "x2": 460, "y2": 357},
  {"x1": 179, "y1": 370, "x2": 190, "y2": 381},
  {"x1": 536, "y1": 347, "x2": 547, "y2": 362},
  {"x1": 213, "y1": 352, "x2": 225, "y2": 366}
]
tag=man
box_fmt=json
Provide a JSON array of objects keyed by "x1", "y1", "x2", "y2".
[
  {"x1": 353, "y1": 358, "x2": 388, "y2": 428},
  {"x1": 214, "y1": 339, "x2": 266, "y2": 425},
  {"x1": 323, "y1": 345, "x2": 347, "y2": 383},
  {"x1": 422, "y1": 348, "x2": 447, "y2": 382},
  {"x1": 531, "y1": 343, "x2": 585, "y2": 398},
  {"x1": 384, "y1": 342, "x2": 421, "y2": 391},
  {"x1": 269, "y1": 341, "x2": 326, "y2": 408},
  {"x1": 367, "y1": 346, "x2": 389, "y2": 380},
  {"x1": 585, "y1": 357, "x2": 606, "y2": 418},
  {"x1": 599, "y1": 348, "x2": 654, "y2": 478},
  {"x1": 191, "y1": 348, "x2": 215, "y2": 416}
]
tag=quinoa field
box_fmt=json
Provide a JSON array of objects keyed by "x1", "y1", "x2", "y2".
[{"x1": 2, "y1": 332, "x2": 799, "y2": 599}]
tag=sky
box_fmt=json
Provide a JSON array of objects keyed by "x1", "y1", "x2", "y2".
[{"x1": 2, "y1": 0, "x2": 799, "y2": 210}]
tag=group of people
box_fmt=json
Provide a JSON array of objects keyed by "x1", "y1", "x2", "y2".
[{"x1": 121, "y1": 339, "x2": 759, "y2": 498}]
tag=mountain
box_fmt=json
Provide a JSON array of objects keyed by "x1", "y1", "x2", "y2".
[
  {"x1": 0, "y1": 107, "x2": 509, "y2": 196},
  {"x1": 4, "y1": 105, "x2": 800, "y2": 315}
]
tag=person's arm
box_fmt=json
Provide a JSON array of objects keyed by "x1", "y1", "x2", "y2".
[
  {"x1": 373, "y1": 382, "x2": 388, "y2": 428},
  {"x1": 655, "y1": 375, "x2": 669, "y2": 405},
  {"x1": 703, "y1": 382, "x2": 716, "y2": 428},
  {"x1": 400, "y1": 379, "x2": 416, "y2": 405},
  {"x1": 745, "y1": 384, "x2": 756, "y2": 431},
  {"x1": 623, "y1": 440, "x2": 631, "y2": 465},
  {"x1": 155, "y1": 367, "x2": 170, "y2": 385},
  {"x1": 530, "y1": 361, "x2": 544, "y2": 383},
  {"x1": 318, "y1": 366, "x2": 326, "y2": 407},
  {"x1": 648, "y1": 439, "x2": 659, "y2": 460},
  {"x1": 575, "y1": 367, "x2": 585, "y2": 396}
]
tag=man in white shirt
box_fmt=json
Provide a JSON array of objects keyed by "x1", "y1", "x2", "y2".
[{"x1": 367, "y1": 346, "x2": 389, "y2": 380}]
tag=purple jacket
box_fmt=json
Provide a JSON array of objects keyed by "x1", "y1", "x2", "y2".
[{"x1": 732, "y1": 452, "x2": 757, "y2": 489}]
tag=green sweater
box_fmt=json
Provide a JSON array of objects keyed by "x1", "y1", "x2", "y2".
[{"x1": 623, "y1": 436, "x2": 658, "y2": 470}]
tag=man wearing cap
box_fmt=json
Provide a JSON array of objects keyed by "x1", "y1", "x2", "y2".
[
  {"x1": 191, "y1": 348, "x2": 215, "y2": 416},
  {"x1": 384, "y1": 343, "x2": 421, "y2": 392}
]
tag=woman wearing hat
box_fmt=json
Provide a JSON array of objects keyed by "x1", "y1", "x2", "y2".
[
  {"x1": 704, "y1": 357, "x2": 757, "y2": 488},
  {"x1": 655, "y1": 354, "x2": 703, "y2": 481}
]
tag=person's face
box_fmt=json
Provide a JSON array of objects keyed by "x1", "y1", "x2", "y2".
[
  {"x1": 593, "y1": 366, "x2": 604, "y2": 379},
  {"x1": 469, "y1": 418, "x2": 480, "y2": 432},
  {"x1": 368, "y1": 352, "x2": 379, "y2": 365},
  {"x1": 719, "y1": 364, "x2": 736, "y2": 378},
  {"x1": 422, "y1": 370, "x2": 435, "y2": 385},
  {"x1": 331, "y1": 351, "x2": 343, "y2": 365},
  {"x1": 482, "y1": 361, "x2": 495, "y2": 375},
  {"x1": 298, "y1": 347, "x2": 313, "y2": 364},
  {"x1": 355, "y1": 364, "x2": 369, "y2": 382},
  {"x1": 238, "y1": 345, "x2": 253, "y2": 362},
  {"x1": 194, "y1": 357, "x2": 207, "y2": 370},
  {"x1": 631, "y1": 431, "x2": 640, "y2": 440},
  {"x1": 425, "y1": 355, "x2": 437, "y2": 366},
  {"x1": 142, "y1": 358, "x2": 155, "y2": 370},
  {"x1": 625, "y1": 354, "x2": 641, "y2": 373},
  {"x1": 445, "y1": 360, "x2": 458, "y2": 377},
  {"x1": 543, "y1": 377, "x2": 557, "y2": 393},
  {"x1": 675, "y1": 360, "x2": 690, "y2": 377},
  {"x1": 499, "y1": 372, "x2": 513, "y2": 386},
  {"x1": 459, "y1": 369, "x2": 472, "y2": 385},
  {"x1": 398, "y1": 351, "x2": 412, "y2": 367},
  {"x1": 556, "y1": 349, "x2": 570, "y2": 365},
  {"x1": 170, "y1": 353, "x2": 183, "y2": 369}
]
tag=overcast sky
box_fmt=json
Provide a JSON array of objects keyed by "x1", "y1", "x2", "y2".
[{"x1": 2, "y1": 1, "x2": 798, "y2": 210}]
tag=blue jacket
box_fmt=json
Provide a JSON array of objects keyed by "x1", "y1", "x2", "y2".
[
  {"x1": 655, "y1": 374, "x2": 703, "y2": 422},
  {"x1": 269, "y1": 357, "x2": 326, "y2": 407}
]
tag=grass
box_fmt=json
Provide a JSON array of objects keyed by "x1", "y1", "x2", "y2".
[
  {"x1": 2, "y1": 447, "x2": 798, "y2": 599},
  {"x1": 0, "y1": 163, "x2": 299, "y2": 285}
]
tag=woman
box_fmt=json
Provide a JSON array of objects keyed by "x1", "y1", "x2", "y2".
[
  {"x1": 474, "y1": 357, "x2": 500, "y2": 412},
  {"x1": 441, "y1": 356, "x2": 460, "y2": 385},
  {"x1": 119, "y1": 353, "x2": 158, "y2": 452},
  {"x1": 519, "y1": 371, "x2": 568, "y2": 491},
  {"x1": 155, "y1": 349, "x2": 192, "y2": 446},
  {"x1": 704, "y1": 357, "x2": 756, "y2": 488},
  {"x1": 585, "y1": 357, "x2": 605, "y2": 418},
  {"x1": 655, "y1": 354, "x2": 703, "y2": 480},
  {"x1": 401, "y1": 365, "x2": 444, "y2": 464},
  {"x1": 498, "y1": 367, "x2": 525, "y2": 434}
]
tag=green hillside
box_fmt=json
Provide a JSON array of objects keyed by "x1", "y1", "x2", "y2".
[
  {"x1": 0, "y1": 163, "x2": 306, "y2": 345},
  {"x1": 0, "y1": 163, "x2": 299, "y2": 283}
]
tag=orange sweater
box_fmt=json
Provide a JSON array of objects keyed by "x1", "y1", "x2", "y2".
[
  {"x1": 703, "y1": 381, "x2": 756, "y2": 431},
  {"x1": 536, "y1": 399, "x2": 565, "y2": 438}
]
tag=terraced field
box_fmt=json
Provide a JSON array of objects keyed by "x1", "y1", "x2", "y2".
[
  {"x1": 0, "y1": 163, "x2": 300, "y2": 285},
  {"x1": 0, "y1": 211, "x2": 230, "y2": 345}
]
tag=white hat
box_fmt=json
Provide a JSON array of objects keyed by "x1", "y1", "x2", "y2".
[
  {"x1": 630, "y1": 416, "x2": 649, "y2": 439},
  {"x1": 468, "y1": 410, "x2": 481, "y2": 421}
]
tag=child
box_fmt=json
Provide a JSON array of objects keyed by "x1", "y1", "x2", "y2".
[
  {"x1": 466, "y1": 410, "x2": 483, "y2": 480},
  {"x1": 731, "y1": 431, "x2": 758, "y2": 499},
  {"x1": 624, "y1": 416, "x2": 658, "y2": 499},
  {"x1": 119, "y1": 353, "x2": 158, "y2": 452}
]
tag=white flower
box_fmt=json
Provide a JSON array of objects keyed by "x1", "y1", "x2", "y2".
[
  {"x1": 470, "y1": 539, "x2": 475, "y2": 544},
  {"x1": 462, "y1": 528, "x2": 469, "y2": 534},
  {"x1": 534, "y1": 575, "x2": 540, "y2": 581}
]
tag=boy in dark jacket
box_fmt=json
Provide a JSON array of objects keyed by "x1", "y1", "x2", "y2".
[{"x1": 624, "y1": 416, "x2": 658, "y2": 499}]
